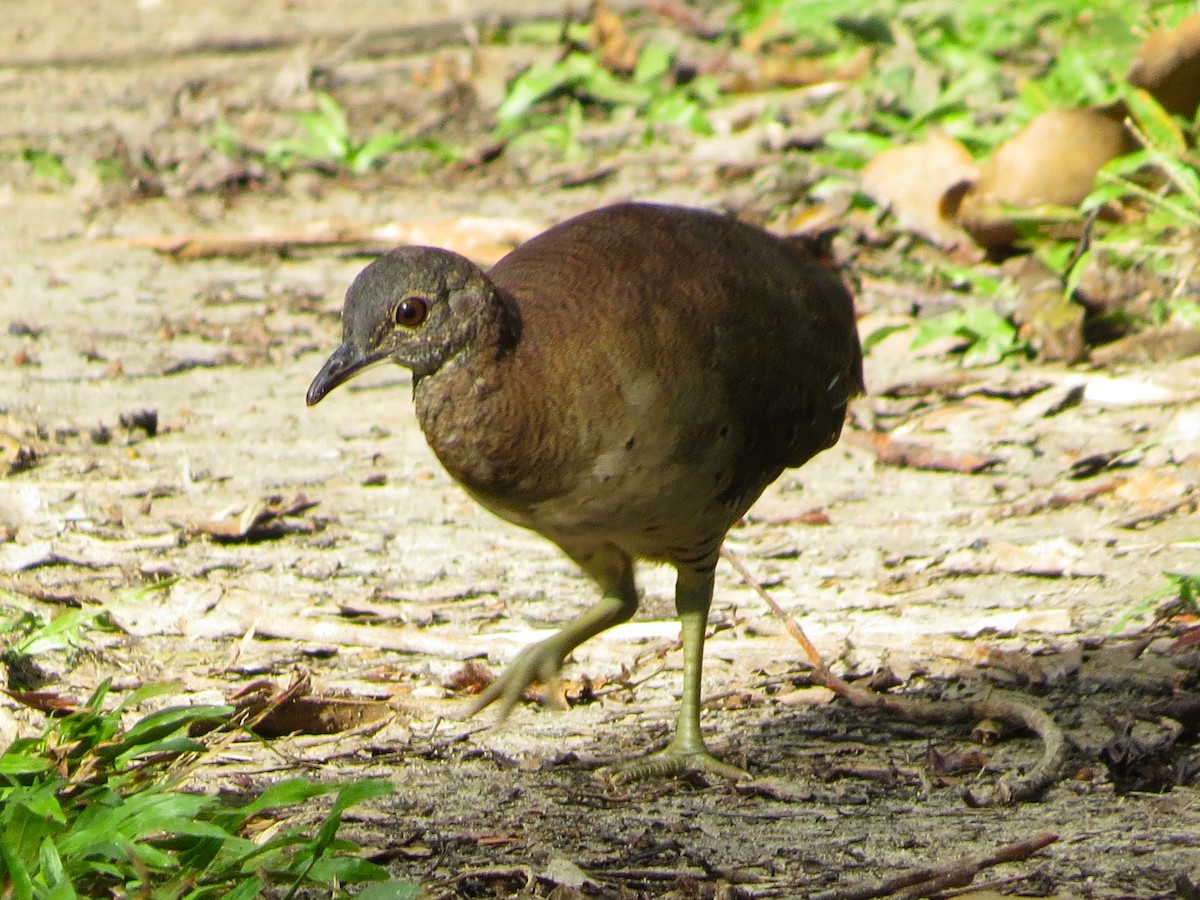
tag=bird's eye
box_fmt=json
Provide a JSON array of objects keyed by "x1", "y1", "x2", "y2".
[{"x1": 393, "y1": 297, "x2": 428, "y2": 328}]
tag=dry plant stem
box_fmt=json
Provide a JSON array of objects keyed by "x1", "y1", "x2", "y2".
[
  {"x1": 720, "y1": 548, "x2": 1066, "y2": 805},
  {"x1": 241, "y1": 602, "x2": 501, "y2": 658},
  {"x1": 171, "y1": 672, "x2": 313, "y2": 784},
  {"x1": 1115, "y1": 488, "x2": 1197, "y2": 529},
  {"x1": 809, "y1": 832, "x2": 1058, "y2": 900}
]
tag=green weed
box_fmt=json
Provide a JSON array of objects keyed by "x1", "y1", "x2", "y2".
[
  {"x1": 20, "y1": 149, "x2": 71, "y2": 184},
  {"x1": 911, "y1": 305, "x2": 1030, "y2": 366},
  {"x1": 494, "y1": 41, "x2": 719, "y2": 150},
  {"x1": 265, "y1": 93, "x2": 410, "y2": 174},
  {"x1": 0, "y1": 599, "x2": 417, "y2": 898},
  {"x1": 0, "y1": 679, "x2": 415, "y2": 898},
  {"x1": 214, "y1": 93, "x2": 460, "y2": 175},
  {"x1": 1111, "y1": 572, "x2": 1200, "y2": 634}
]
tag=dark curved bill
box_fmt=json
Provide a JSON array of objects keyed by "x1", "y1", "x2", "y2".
[{"x1": 306, "y1": 344, "x2": 388, "y2": 406}]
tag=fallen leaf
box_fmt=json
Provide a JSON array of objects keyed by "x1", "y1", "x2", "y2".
[
  {"x1": 1013, "y1": 379, "x2": 1086, "y2": 422},
  {"x1": 1112, "y1": 469, "x2": 1189, "y2": 509},
  {"x1": 850, "y1": 431, "x2": 999, "y2": 473},
  {"x1": 860, "y1": 132, "x2": 977, "y2": 246},
  {"x1": 776, "y1": 685, "x2": 836, "y2": 707},
  {"x1": 108, "y1": 580, "x2": 223, "y2": 637},
  {"x1": 1128, "y1": 14, "x2": 1200, "y2": 119},
  {"x1": 1, "y1": 688, "x2": 79, "y2": 716},
  {"x1": 926, "y1": 745, "x2": 989, "y2": 774},
  {"x1": 189, "y1": 493, "x2": 319, "y2": 543},
  {"x1": 228, "y1": 676, "x2": 391, "y2": 737},
  {"x1": 541, "y1": 856, "x2": 598, "y2": 891},
  {"x1": 957, "y1": 106, "x2": 1134, "y2": 249},
  {"x1": 447, "y1": 660, "x2": 495, "y2": 695},
  {"x1": 593, "y1": 0, "x2": 638, "y2": 73},
  {"x1": 941, "y1": 538, "x2": 1102, "y2": 579},
  {"x1": 753, "y1": 45, "x2": 872, "y2": 89}
]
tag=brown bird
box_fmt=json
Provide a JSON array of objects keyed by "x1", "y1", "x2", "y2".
[{"x1": 307, "y1": 202, "x2": 863, "y2": 780}]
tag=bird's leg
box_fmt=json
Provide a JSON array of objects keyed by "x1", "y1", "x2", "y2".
[
  {"x1": 611, "y1": 563, "x2": 750, "y2": 782},
  {"x1": 468, "y1": 545, "x2": 638, "y2": 719}
]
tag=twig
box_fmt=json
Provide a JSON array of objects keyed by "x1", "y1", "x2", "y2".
[
  {"x1": 1114, "y1": 488, "x2": 1197, "y2": 530},
  {"x1": 721, "y1": 548, "x2": 1066, "y2": 805},
  {"x1": 240, "y1": 603, "x2": 519, "y2": 659},
  {"x1": 109, "y1": 216, "x2": 539, "y2": 263},
  {"x1": 809, "y1": 832, "x2": 1058, "y2": 900},
  {"x1": 843, "y1": 430, "x2": 1000, "y2": 473},
  {"x1": 721, "y1": 547, "x2": 825, "y2": 670}
]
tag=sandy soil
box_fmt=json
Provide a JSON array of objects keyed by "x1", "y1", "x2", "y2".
[{"x1": 2, "y1": 3, "x2": 1200, "y2": 898}]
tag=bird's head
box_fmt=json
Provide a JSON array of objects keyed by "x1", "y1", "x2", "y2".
[{"x1": 306, "y1": 246, "x2": 498, "y2": 406}]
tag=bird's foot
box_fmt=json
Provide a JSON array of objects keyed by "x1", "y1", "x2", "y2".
[
  {"x1": 466, "y1": 640, "x2": 567, "y2": 719},
  {"x1": 607, "y1": 739, "x2": 751, "y2": 783}
]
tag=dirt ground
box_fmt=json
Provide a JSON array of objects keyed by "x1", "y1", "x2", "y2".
[{"x1": 3, "y1": 3, "x2": 1200, "y2": 898}]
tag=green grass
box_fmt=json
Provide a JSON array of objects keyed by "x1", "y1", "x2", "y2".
[
  {"x1": 20, "y1": 148, "x2": 71, "y2": 184},
  {"x1": 1111, "y1": 572, "x2": 1200, "y2": 634},
  {"x1": 213, "y1": 92, "x2": 461, "y2": 175},
  {"x1": 493, "y1": 40, "x2": 719, "y2": 153},
  {"x1": 734, "y1": 0, "x2": 1197, "y2": 359},
  {"x1": 0, "y1": 601, "x2": 417, "y2": 899},
  {"x1": 1075, "y1": 90, "x2": 1200, "y2": 295}
]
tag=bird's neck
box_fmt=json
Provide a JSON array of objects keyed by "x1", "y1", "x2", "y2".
[{"x1": 412, "y1": 294, "x2": 545, "y2": 511}]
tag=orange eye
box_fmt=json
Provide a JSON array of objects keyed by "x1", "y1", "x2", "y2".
[{"x1": 393, "y1": 297, "x2": 428, "y2": 327}]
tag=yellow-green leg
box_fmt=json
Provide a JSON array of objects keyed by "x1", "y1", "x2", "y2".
[
  {"x1": 611, "y1": 564, "x2": 750, "y2": 782},
  {"x1": 469, "y1": 545, "x2": 638, "y2": 718}
]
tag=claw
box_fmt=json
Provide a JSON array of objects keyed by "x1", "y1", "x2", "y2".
[
  {"x1": 607, "y1": 741, "x2": 750, "y2": 783},
  {"x1": 467, "y1": 639, "x2": 569, "y2": 719}
]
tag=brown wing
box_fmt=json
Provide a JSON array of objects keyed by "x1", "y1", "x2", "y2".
[{"x1": 488, "y1": 203, "x2": 863, "y2": 484}]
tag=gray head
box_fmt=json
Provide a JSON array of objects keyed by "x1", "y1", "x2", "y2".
[{"x1": 306, "y1": 246, "x2": 500, "y2": 406}]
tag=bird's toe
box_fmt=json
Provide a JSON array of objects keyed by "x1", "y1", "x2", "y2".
[
  {"x1": 466, "y1": 641, "x2": 569, "y2": 719},
  {"x1": 606, "y1": 742, "x2": 750, "y2": 783}
]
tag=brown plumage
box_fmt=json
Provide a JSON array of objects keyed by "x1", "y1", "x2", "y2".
[{"x1": 308, "y1": 202, "x2": 863, "y2": 780}]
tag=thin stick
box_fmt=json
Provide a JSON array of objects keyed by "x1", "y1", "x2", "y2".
[
  {"x1": 721, "y1": 547, "x2": 826, "y2": 671},
  {"x1": 809, "y1": 832, "x2": 1058, "y2": 900},
  {"x1": 720, "y1": 547, "x2": 1066, "y2": 805}
]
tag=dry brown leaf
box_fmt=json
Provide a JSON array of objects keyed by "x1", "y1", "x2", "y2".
[
  {"x1": 849, "y1": 431, "x2": 999, "y2": 473},
  {"x1": 1128, "y1": 14, "x2": 1200, "y2": 119},
  {"x1": 776, "y1": 685, "x2": 836, "y2": 707},
  {"x1": 593, "y1": 0, "x2": 638, "y2": 73},
  {"x1": 749, "y1": 507, "x2": 832, "y2": 526},
  {"x1": 1112, "y1": 469, "x2": 1189, "y2": 509},
  {"x1": 941, "y1": 538, "x2": 1102, "y2": 579},
  {"x1": 229, "y1": 677, "x2": 391, "y2": 737},
  {"x1": 957, "y1": 107, "x2": 1134, "y2": 249},
  {"x1": 189, "y1": 493, "x2": 319, "y2": 543},
  {"x1": 860, "y1": 132, "x2": 978, "y2": 246},
  {"x1": 926, "y1": 745, "x2": 989, "y2": 774},
  {"x1": 112, "y1": 216, "x2": 542, "y2": 266},
  {"x1": 755, "y1": 45, "x2": 872, "y2": 88},
  {"x1": 1, "y1": 688, "x2": 79, "y2": 716},
  {"x1": 447, "y1": 659, "x2": 495, "y2": 695}
]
